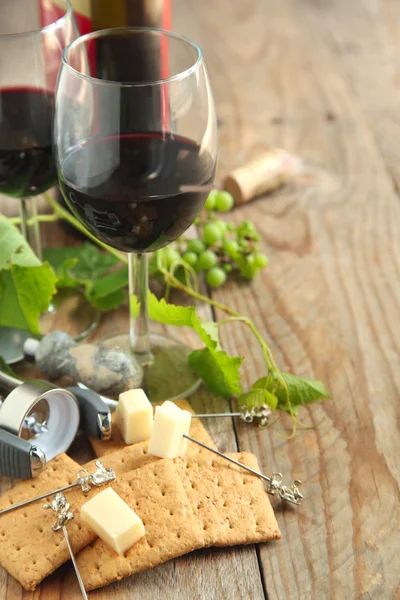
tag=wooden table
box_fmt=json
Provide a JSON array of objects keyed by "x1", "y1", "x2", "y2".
[{"x1": 1, "y1": 0, "x2": 400, "y2": 597}]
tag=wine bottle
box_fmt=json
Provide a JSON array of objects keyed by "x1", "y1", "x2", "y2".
[{"x1": 69, "y1": 0, "x2": 171, "y2": 30}]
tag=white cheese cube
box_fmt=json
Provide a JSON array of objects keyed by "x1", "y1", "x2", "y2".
[
  {"x1": 80, "y1": 487, "x2": 145, "y2": 555},
  {"x1": 148, "y1": 400, "x2": 191, "y2": 459},
  {"x1": 115, "y1": 388, "x2": 153, "y2": 444}
]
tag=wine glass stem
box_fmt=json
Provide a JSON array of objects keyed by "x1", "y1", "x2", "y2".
[
  {"x1": 19, "y1": 197, "x2": 42, "y2": 260},
  {"x1": 129, "y1": 253, "x2": 153, "y2": 366}
]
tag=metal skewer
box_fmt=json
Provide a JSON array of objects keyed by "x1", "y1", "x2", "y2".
[
  {"x1": 43, "y1": 493, "x2": 88, "y2": 599},
  {"x1": 191, "y1": 405, "x2": 272, "y2": 426},
  {"x1": 191, "y1": 412, "x2": 242, "y2": 419},
  {"x1": 0, "y1": 460, "x2": 116, "y2": 516},
  {"x1": 62, "y1": 523, "x2": 88, "y2": 600},
  {"x1": 77, "y1": 383, "x2": 272, "y2": 427},
  {"x1": 183, "y1": 434, "x2": 303, "y2": 505}
]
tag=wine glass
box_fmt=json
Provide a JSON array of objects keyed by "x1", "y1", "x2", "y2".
[
  {"x1": 0, "y1": 0, "x2": 78, "y2": 256},
  {"x1": 0, "y1": 0, "x2": 99, "y2": 343},
  {"x1": 55, "y1": 27, "x2": 217, "y2": 401}
]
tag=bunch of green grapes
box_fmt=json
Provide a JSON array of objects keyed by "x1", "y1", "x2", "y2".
[{"x1": 150, "y1": 190, "x2": 268, "y2": 289}]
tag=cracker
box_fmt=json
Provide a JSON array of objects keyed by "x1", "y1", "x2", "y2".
[
  {"x1": 77, "y1": 460, "x2": 205, "y2": 591},
  {"x1": 88, "y1": 398, "x2": 216, "y2": 474},
  {"x1": 84, "y1": 440, "x2": 156, "y2": 478},
  {"x1": 175, "y1": 452, "x2": 281, "y2": 546},
  {"x1": 78, "y1": 453, "x2": 280, "y2": 591},
  {"x1": 0, "y1": 454, "x2": 99, "y2": 591}
]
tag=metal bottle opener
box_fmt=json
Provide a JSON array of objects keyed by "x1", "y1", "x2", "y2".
[{"x1": 0, "y1": 371, "x2": 111, "y2": 479}]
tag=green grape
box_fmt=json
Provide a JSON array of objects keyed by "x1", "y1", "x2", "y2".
[
  {"x1": 182, "y1": 252, "x2": 198, "y2": 267},
  {"x1": 203, "y1": 223, "x2": 222, "y2": 245},
  {"x1": 254, "y1": 253, "x2": 268, "y2": 268},
  {"x1": 236, "y1": 220, "x2": 257, "y2": 239},
  {"x1": 198, "y1": 250, "x2": 218, "y2": 270},
  {"x1": 204, "y1": 190, "x2": 218, "y2": 210},
  {"x1": 224, "y1": 264, "x2": 233, "y2": 272},
  {"x1": 215, "y1": 190, "x2": 234, "y2": 212},
  {"x1": 224, "y1": 240, "x2": 239, "y2": 256},
  {"x1": 246, "y1": 255, "x2": 256, "y2": 266},
  {"x1": 187, "y1": 239, "x2": 205, "y2": 254},
  {"x1": 213, "y1": 219, "x2": 228, "y2": 235},
  {"x1": 206, "y1": 266, "x2": 227, "y2": 288},
  {"x1": 165, "y1": 248, "x2": 181, "y2": 267}
]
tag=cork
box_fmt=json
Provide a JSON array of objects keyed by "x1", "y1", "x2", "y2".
[{"x1": 223, "y1": 148, "x2": 299, "y2": 204}]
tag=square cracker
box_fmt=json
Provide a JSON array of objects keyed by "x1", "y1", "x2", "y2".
[
  {"x1": 78, "y1": 453, "x2": 280, "y2": 592},
  {"x1": 77, "y1": 459, "x2": 205, "y2": 591},
  {"x1": 0, "y1": 454, "x2": 99, "y2": 591},
  {"x1": 88, "y1": 398, "x2": 216, "y2": 468},
  {"x1": 83, "y1": 429, "x2": 215, "y2": 480},
  {"x1": 175, "y1": 452, "x2": 281, "y2": 546}
]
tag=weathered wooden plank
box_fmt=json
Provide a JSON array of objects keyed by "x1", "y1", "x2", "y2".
[
  {"x1": 300, "y1": 0, "x2": 400, "y2": 189},
  {"x1": 174, "y1": 0, "x2": 400, "y2": 598}
]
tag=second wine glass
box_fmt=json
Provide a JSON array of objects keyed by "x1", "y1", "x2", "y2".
[
  {"x1": 0, "y1": 0, "x2": 99, "y2": 344},
  {"x1": 55, "y1": 27, "x2": 218, "y2": 401}
]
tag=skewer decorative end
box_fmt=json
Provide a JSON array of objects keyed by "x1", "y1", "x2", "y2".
[
  {"x1": 77, "y1": 460, "x2": 116, "y2": 492},
  {"x1": 266, "y1": 474, "x2": 304, "y2": 505},
  {"x1": 43, "y1": 492, "x2": 74, "y2": 530},
  {"x1": 240, "y1": 404, "x2": 271, "y2": 427}
]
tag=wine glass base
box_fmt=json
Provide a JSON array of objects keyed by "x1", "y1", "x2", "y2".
[
  {"x1": 0, "y1": 290, "x2": 100, "y2": 365},
  {"x1": 39, "y1": 288, "x2": 100, "y2": 342},
  {"x1": 101, "y1": 332, "x2": 202, "y2": 403}
]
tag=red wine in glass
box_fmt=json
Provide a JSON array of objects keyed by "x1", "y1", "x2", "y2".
[
  {"x1": 0, "y1": 87, "x2": 56, "y2": 198},
  {"x1": 59, "y1": 132, "x2": 215, "y2": 253}
]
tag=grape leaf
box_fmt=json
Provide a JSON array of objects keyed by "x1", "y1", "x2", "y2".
[
  {"x1": 89, "y1": 288, "x2": 125, "y2": 311},
  {"x1": 252, "y1": 376, "x2": 271, "y2": 391},
  {"x1": 0, "y1": 271, "x2": 27, "y2": 331},
  {"x1": 238, "y1": 389, "x2": 278, "y2": 411},
  {"x1": 189, "y1": 348, "x2": 242, "y2": 398},
  {"x1": 0, "y1": 265, "x2": 57, "y2": 335},
  {"x1": 43, "y1": 243, "x2": 118, "y2": 283},
  {"x1": 273, "y1": 372, "x2": 330, "y2": 411},
  {"x1": 148, "y1": 292, "x2": 217, "y2": 350},
  {"x1": 148, "y1": 293, "x2": 238, "y2": 397},
  {"x1": 0, "y1": 218, "x2": 57, "y2": 334},
  {"x1": 43, "y1": 244, "x2": 127, "y2": 311},
  {"x1": 201, "y1": 321, "x2": 221, "y2": 351},
  {"x1": 54, "y1": 258, "x2": 80, "y2": 288},
  {"x1": 43, "y1": 246, "x2": 81, "y2": 273},
  {"x1": 0, "y1": 216, "x2": 41, "y2": 268},
  {"x1": 148, "y1": 294, "x2": 198, "y2": 328},
  {"x1": 86, "y1": 266, "x2": 128, "y2": 301},
  {"x1": 11, "y1": 264, "x2": 57, "y2": 334}
]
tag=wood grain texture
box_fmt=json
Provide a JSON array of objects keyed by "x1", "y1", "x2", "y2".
[{"x1": 173, "y1": 0, "x2": 400, "y2": 598}]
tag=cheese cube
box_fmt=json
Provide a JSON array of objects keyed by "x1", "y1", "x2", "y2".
[
  {"x1": 115, "y1": 388, "x2": 153, "y2": 444},
  {"x1": 80, "y1": 488, "x2": 145, "y2": 555},
  {"x1": 148, "y1": 400, "x2": 191, "y2": 459}
]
